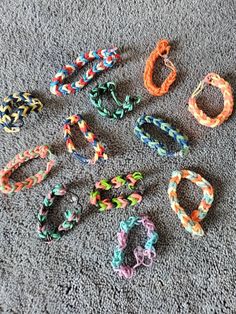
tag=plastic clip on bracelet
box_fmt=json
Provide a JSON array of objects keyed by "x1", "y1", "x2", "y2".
[
  {"x1": 0, "y1": 92, "x2": 43, "y2": 133},
  {"x1": 63, "y1": 114, "x2": 108, "y2": 164},
  {"x1": 188, "y1": 73, "x2": 234, "y2": 128},
  {"x1": 50, "y1": 48, "x2": 120, "y2": 96},
  {"x1": 37, "y1": 183, "x2": 82, "y2": 242},
  {"x1": 112, "y1": 215, "x2": 159, "y2": 279},
  {"x1": 90, "y1": 172, "x2": 143, "y2": 212},
  {"x1": 89, "y1": 81, "x2": 141, "y2": 120},
  {"x1": 144, "y1": 39, "x2": 177, "y2": 96},
  {"x1": 134, "y1": 114, "x2": 189, "y2": 157},
  {"x1": 168, "y1": 170, "x2": 214, "y2": 237},
  {"x1": 0, "y1": 145, "x2": 55, "y2": 194}
]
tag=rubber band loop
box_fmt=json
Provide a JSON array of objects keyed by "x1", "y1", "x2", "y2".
[
  {"x1": 37, "y1": 183, "x2": 82, "y2": 242},
  {"x1": 168, "y1": 170, "x2": 214, "y2": 237},
  {"x1": 63, "y1": 114, "x2": 108, "y2": 164},
  {"x1": 134, "y1": 114, "x2": 189, "y2": 157},
  {"x1": 50, "y1": 48, "x2": 120, "y2": 96},
  {"x1": 0, "y1": 145, "x2": 55, "y2": 194},
  {"x1": 89, "y1": 81, "x2": 141, "y2": 120},
  {"x1": 112, "y1": 215, "x2": 159, "y2": 279},
  {"x1": 0, "y1": 92, "x2": 43, "y2": 133},
  {"x1": 188, "y1": 73, "x2": 234, "y2": 128},
  {"x1": 90, "y1": 172, "x2": 143, "y2": 212},
  {"x1": 144, "y1": 39, "x2": 177, "y2": 96}
]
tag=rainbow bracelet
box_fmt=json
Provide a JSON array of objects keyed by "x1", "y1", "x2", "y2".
[
  {"x1": 50, "y1": 48, "x2": 120, "y2": 96},
  {"x1": 0, "y1": 145, "x2": 55, "y2": 194},
  {"x1": 89, "y1": 81, "x2": 141, "y2": 120},
  {"x1": 134, "y1": 114, "x2": 189, "y2": 157},
  {"x1": 63, "y1": 114, "x2": 108, "y2": 164},
  {"x1": 0, "y1": 92, "x2": 43, "y2": 133},
  {"x1": 37, "y1": 183, "x2": 82, "y2": 242},
  {"x1": 168, "y1": 170, "x2": 214, "y2": 237},
  {"x1": 90, "y1": 172, "x2": 143, "y2": 212},
  {"x1": 112, "y1": 215, "x2": 158, "y2": 279}
]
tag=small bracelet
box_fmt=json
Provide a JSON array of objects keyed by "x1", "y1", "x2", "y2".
[
  {"x1": 89, "y1": 81, "x2": 141, "y2": 120},
  {"x1": 50, "y1": 48, "x2": 120, "y2": 96},
  {"x1": 188, "y1": 73, "x2": 234, "y2": 128},
  {"x1": 0, "y1": 92, "x2": 43, "y2": 133},
  {"x1": 0, "y1": 145, "x2": 55, "y2": 194},
  {"x1": 134, "y1": 114, "x2": 189, "y2": 157},
  {"x1": 90, "y1": 172, "x2": 143, "y2": 212},
  {"x1": 168, "y1": 170, "x2": 214, "y2": 237},
  {"x1": 112, "y1": 215, "x2": 158, "y2": 279},
  {"x1": 144, "y1": 39, "x2": 177, "y2": 96},
  {"x1": 37, "y1": 183, "x2": 82, "y2": 242},
  {"x1": 63, "y1": 114, "x2": 108, "y2": 164}
]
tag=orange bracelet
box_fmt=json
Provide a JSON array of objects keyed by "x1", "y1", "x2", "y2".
[
  {"x1": 188, "y1": 73, "x2": 234, "y2": 128},
  {"x1": 143, "y1": 39, "x2": 177, "y2": 96}
]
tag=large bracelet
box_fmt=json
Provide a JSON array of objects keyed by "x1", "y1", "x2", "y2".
[
  {"x1": 90, "y1": 172, "x2": 143, "y2": 212},
  {"x1": 168, "y1": 170, "x2": 214, "y2": 237},
  {"x1": 37, "y1": 183, "x2": 82, "y2": 242},
  {"x1": 0, "y1": 145, "x2": 55, "y2": 194},
  {"x1": 89, "y1": 81, "x2": 141, "y2": 120},
  {"x1": 0, "y1": 92, "x2": 43, "y2": 133},
  {"x1": 112, "y1": 215, "x2": 159, "y2": 279},
  {"x1": 188, "y1": 73, "x2": 234, "y2": 128},
  {"x1": 63, "y1": 114, "x2": 108, "y2": 164},
  {"x1": 50, "y1": 48, "x2": 120, "y2": 96},
  {"x1": 134, "y1": 114, "x2": 189, "y2": 157}
]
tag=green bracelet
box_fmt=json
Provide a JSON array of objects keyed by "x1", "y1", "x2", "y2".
[{"x1": 89, "y1": 81, "x2": 141, "y2": 120}]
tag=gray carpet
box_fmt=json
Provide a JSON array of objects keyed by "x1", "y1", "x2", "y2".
[{"x1": 0, "y1": 0, "x2": 236, "y2": 313}]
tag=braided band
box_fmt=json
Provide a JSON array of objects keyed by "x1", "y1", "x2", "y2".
[
  {"x1": 188, "y1": 73, "x2": 234, "y2": 128},
  {"x1": 37, "y1": 183, "x2": 82, "y2": 242},
  {"x1": 0, "y1": 92, "x2": 43, "y2": 133},
  {"x1": 0, "y1": 145, "x2": 55, "y2": 194},
  {"x1": 168, "y1": 170, "x2": 214, "y2": 237},
  {"x1": 112, "y1": 215, "x2": 158, "y2": 279},
  {"x1": 144, "y1": 39, "x2": 177, "y2": 96},
  {"x1": 90, "y1": 172, "x2": 143, "y2": 212},
  {"x1": 134, "y1": 115, "x2": 189, "y2": 157},
  {"x1": 50, "y1": 48, "x2": 120, "y2": 96},
  {"x1": 89, "y1": 81, "x2": 141, "y2": 120},
  {"x1": 63, "y1": 114, "x2": 107, "y2": 164}
]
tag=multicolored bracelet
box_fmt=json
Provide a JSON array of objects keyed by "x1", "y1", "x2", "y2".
[
  {"x1": 89, "y1": 81, "x2": 141, "y2": 120},
  {"x1": 112, "y1": 215, "x2": 158, "y2": 279},
  {"x1": 63, "y1": 114, "x2": 108, "y2": 165},
  {"x1": 0, "y1": 92, "x2": 43, "y2": 133},
  {"x1": 0, "y1": 145, "x2": 55, "y2": 194},
  {"x1": 168, "y1": 170, "x2": 214, "y2": 237},
  {"x1": 37, "y1": 183, "x2": 82, "y2": 242},
  {"x1": 50, "y1": 48, "x2": 120, "y2": 96},
  {"x1": 134, "y1": 114, "x2": 189, "y2": 157},
  {"x1": 188, "y1": 73, "x2": 234, "y2": 128},
  {"x1": 90, "y1": 172, "x2": 143, "y2": 212},
  {"x1": 144, "y1": 39, "x2": 177, "y2": 96}
]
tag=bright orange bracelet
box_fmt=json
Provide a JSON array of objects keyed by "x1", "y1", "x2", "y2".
[
  {"x1": 188, "y1": 73, "x2": 234, "y2": 128},
  {"x1": 143, "y1": 39, "x2": 177, "y2": 96}
]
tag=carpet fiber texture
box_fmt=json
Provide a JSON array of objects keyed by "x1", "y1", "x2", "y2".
[{"x1": 0, "y1": 0, "x2": 236, "y2": 313}]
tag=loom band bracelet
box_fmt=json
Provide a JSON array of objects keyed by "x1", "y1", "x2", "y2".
[
  {"x1": 50, "y1": 48, "x2": 120, "y2": 96},
  {"x1": 188, "y1": 73, "x2": 234, "y2": 128},
  {"x1": 168, "y1": 170, "x2": 214, "y2": 237},
  {"x1": 89, "y1": 81, "x2": 141, "y2": 120},
  {"x1": 0, "y1": 145, "x2": 56, "y2": 195},
  {"x1": 63, "y1": 114, "x2": 108, "y2": 165},
  {"x1": 112, "y1": 215, "x2": 159, "y2": 279},
  {"x1": 37, "y1": 183, "x2": 83, "y2": 242},
  {"x1": 0, "y1": 92, "x2": 44, "y2": 133},
  {"x1": 144, "y1": 39, "x2": 177, "y2": 96},
  {"x1": 134, "y1": 114, "x2": 189, "y2": 157}
]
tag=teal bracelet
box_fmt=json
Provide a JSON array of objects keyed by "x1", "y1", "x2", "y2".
[{"x1": 89, "y1": 81, "x2": 141, "y2": 120}]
